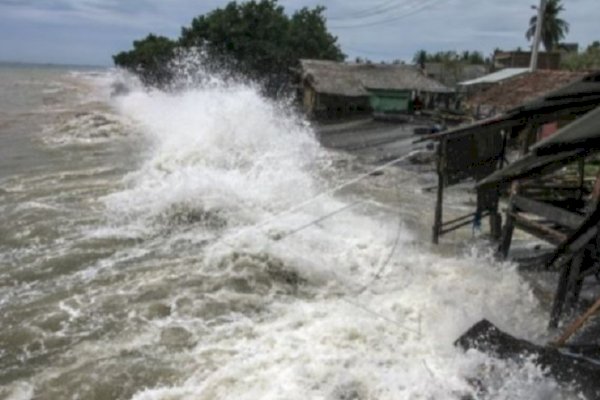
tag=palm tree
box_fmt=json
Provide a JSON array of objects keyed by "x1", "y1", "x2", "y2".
[{"x1": 526, "y1": 0, "x2": 570, "y2": 51}]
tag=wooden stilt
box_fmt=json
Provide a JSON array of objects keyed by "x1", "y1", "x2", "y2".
[
  {"x1": 578, "y1": 158, "x2": 586, "y2": 201},
  {"x1": 432, "y1": 138, "x2": 446, "y2": 244},
  {"x1": 550, "y1": 258, "x2": 575, "y2": 328},
  {"x1": 498, "y1": 183, "x2": 518, "y2": 259},
  {"x1": 552, "y1": 296, "x2": 600, "y2": 347},
  {"x1": 489, "y1": 211, "x2": 502, "y2": 241},
  {"x1": 497, "y1": 126, "x2": 535, "y2": 258},
  {"x1": 565, "y1": 253, "x2": 584, "y2": 311}
]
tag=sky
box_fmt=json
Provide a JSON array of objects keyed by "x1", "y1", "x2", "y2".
[{"x1": 0, "y1": 0, "x2": 597, "y2": 66}]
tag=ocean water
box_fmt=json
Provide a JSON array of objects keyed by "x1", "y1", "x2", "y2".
[{"x1": 0, "y1": 62, "x2": 580, "y2": 399}]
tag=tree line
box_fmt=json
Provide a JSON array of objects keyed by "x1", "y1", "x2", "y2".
[
  {"x1": 412, "y1": 50, "x2": 488, "y2": 69},
  {"x1": 113, "y1": 0, "x2": 344, "y2": 93}
]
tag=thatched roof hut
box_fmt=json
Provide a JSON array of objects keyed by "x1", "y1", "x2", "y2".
[{"x1": 299, "y1": 59, "x2": 451, "y2": 97}]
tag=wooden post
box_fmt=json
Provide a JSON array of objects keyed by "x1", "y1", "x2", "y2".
[
  {"x1": 489, "y1": 130, "x2": 508, "y2": 242},
  {"x1": 497, "y1": 125, "x2": 536, "y2": 258},
  {"x1": 498, "y1": 182, "x2": 518, "y2": 258},
  {"x1": 578, "y1": 158, "x2": 585, "y2": 201},
  {"x1": 432, "y1": 138, "x2": 446, "y2": 244},
  {"x1": 489, "y1": 211, "x2": 503, "y2": 241},
  {"x1": 565, "y1": 252, "x2": 585, "y2": 311},
  {"x1": 589, "y1": 170, "x2": 600, "y2": 213},
  {"x1": 549, "y1": 258, "x2": 574, "y2": 328}
]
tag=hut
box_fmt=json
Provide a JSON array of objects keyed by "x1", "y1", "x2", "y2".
[
  {"x1": 479, "y1": 106, "x2": 600, "y2": 328},
  {"x1": 416, "y1": 70, "x2": 600, "y2": 329},
  {"x1": 420, "y1": 71, "x2": 600, "y2": 247},
  {"x1": 298, "y1": 60, "x2": 451, "y2": 120}
]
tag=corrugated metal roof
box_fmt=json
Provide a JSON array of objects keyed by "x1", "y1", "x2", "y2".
[
  {"x1": 459, "y1": 68, "x2": 530, "y2": 86},
  {"x1": 300, "y1": 59, "x2": 451, "y2": 97}
]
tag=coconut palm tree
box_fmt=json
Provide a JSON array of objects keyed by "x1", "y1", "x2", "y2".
[{"x1": 526, "y1": 0, "x2": 570, "y2": 51}]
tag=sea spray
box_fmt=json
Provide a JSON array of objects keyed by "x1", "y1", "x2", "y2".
[
  {"x1": 0, "y1": 60, "x2": 583, "y2": 399},
  {"x1": 103, "y1": 54, "x2": 323, "y2": 237}
]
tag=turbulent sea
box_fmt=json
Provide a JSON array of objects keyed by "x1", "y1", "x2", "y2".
[{"x1": 0, "y1": 62, "x2": 580, "y2": 399}]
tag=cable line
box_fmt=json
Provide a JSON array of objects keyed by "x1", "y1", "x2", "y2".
[
  {"x1": 328, "y1": 0, "x2": 422, "y2": 21},
  {"x1": 330, "y1": 0, "x2": 446, "y2": 29}
]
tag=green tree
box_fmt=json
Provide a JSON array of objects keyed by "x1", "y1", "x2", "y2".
[
  {"x1": 113, "y1": 34, "x2": 176, "y2": 86},
  {"x1": 413, "y1": 50, "x2": 427, "y2": 68},
  {"x1": 288, "y1": 7, "x2": 344, "y2": 63},
  {"x1": 114, "y1": 0, "x2": 344, "y2": 91},
  {"x1": 561, "y1": 40, "x2": 600, "y2": 71},
  {"x1": 526, "y1": 0, "x2": 570, "y2": 51},
  {"x1": 178, "y1": 0, "x2": 344, "y2": 91}
]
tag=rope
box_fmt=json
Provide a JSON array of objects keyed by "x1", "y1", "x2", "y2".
[
  {"x1": 210, "y1": 152, "x2": 419, "y2": 334},
  {"x1": 353, "y1": 180, "x2": 405, "y2": 295},
  {"x1": 265, "y1": 173, "x2": 418, "y2": 334},
  {"x1": 341, "y1": 298, "x2": 420, "y2": 334},
  {"x1": 219, "y1": 152, "x2": 412, "y2": 246},
  {"x1": 271, "y1": 200, "x2": 363, "y2": 241}
]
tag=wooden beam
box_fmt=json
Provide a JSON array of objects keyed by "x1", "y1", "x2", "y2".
[
  {"x1": 440, "y1": 212, "x2": 479, "y2": 227},
  {"x1": 456, "y1": 319, "x2": 600, "y2": 399},
  {"x1": 512, "y1": 195, "x2": 585, "y2": 230},
  {"x1": 440, "y1": 212, "x2": 490, "y2": 235},
  {"x1": 511, "y1": 212, "x2": 568, "y2": 245},
  {"x1": 552, "y1": 297, "x2": 600, "y2": 347}
]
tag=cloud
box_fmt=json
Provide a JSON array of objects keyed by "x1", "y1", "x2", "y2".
[
  {"x1": 0, "y1": 0, "x2": 183, "y2": 30},
  {"x1": 0, "y1": 0, "x2": 597, "y2": 65}
]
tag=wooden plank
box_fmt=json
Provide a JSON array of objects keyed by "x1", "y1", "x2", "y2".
[
  {"x1": 552, "y1": 297, "x2": 600, "y2": 347},
  {"x1": 512, "y1": 195, "x2": 585, "y2": 229},
  {"x1": 456, "y1": 319, "x2": 600, "y2": 399},
  {"x1": 440, "y1": 212, "x2": 478, "y2": 227},
  {"x1": 440, "y1": 213, "x2": 490, "y2": 236},
  {"x1": 511, "y1": 212, "x2": 568, "y2": 245}
]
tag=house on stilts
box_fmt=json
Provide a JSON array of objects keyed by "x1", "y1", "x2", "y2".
[{"x1": 420, "y1": 70, "x2": 600, "y2": 328}]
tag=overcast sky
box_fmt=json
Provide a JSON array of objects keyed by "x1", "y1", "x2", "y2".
[{"x1": 0, "y1": 0, "x2": 597, "y2": 66}]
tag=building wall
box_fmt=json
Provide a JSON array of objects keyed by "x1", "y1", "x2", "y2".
[
  {"x1": 493, "y1": 51, "x2": 561, "y2": 70},
  {"x1": 368, "y1": 89, "x2": 412, "y2": 113},
  {"x1": 301, "y1": 82, "x2": 370, "y2": 119},
  {"x1": 302, "y1": 84, "x2": 316, "y2": 116}
]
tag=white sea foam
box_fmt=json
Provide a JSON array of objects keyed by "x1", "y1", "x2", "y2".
[
  {"x1": 104, "y1": 74, "x2": 323, "y2": 236},
  {"x1": 22, "y1": 63, "x2": 572, "y2": 398}
]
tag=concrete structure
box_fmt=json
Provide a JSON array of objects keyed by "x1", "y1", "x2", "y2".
[{"x1": 493, "y1": 50, "x2": 561, "y2": 70}]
